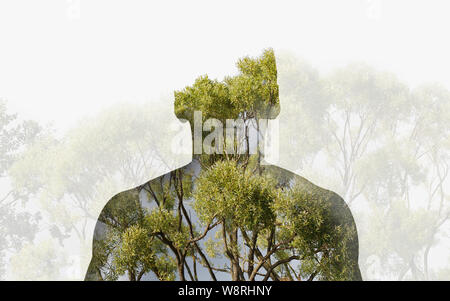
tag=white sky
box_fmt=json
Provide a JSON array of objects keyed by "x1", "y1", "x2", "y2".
[{"x1": 1, "y1": 0, "x2": 450, "y2": 131}]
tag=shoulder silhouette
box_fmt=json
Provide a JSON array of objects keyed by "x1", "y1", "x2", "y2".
[{"x1": 85, "y1": 49, "x2": 362, "y2": 281}]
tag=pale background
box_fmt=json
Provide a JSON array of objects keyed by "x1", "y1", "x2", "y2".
[{"x1": 0, "y1": 0, "x2": 448, "y2": 280}]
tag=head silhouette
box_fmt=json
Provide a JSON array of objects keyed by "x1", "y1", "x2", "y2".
[
  {"x1": 173, "y1": 49, "x2": 280, "y2": 156},
  {"x1": 174, "y1": 49, "x2": 280, "y2": 126}
]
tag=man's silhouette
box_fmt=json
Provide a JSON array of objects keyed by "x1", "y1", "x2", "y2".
[{"x1": 85, "y1": 49, "x2": 362, "y2": 281}]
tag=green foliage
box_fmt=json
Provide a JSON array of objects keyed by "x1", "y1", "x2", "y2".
[
  {"x1": 228, "y1": 49, "x2": 279, "y2": 118},
  {"x1": 86, "y1": 190, "x2": 177, "y2": 281},
  {"x1": 175, "y1": 76, "x2": 235, "y2": 124},
  {"x1": 174, "y1": 48, "x2": 279, "y2": 125},
  {"x1": 194, "y1": 160, "x2": 276, "y2": 231},
  {"x1": 274, "y1": 180, "x2": 358, "y2": 280},
  {"x1": 145, "y1": 208, "x2": 191, "y2": 250},
  {"x1": 112, "y1": 225, "x2": 176, "y2": 281}
]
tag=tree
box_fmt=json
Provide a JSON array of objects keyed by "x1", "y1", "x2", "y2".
[
  {"x1": 0, "y1": 99, "x2": 41, "y2": 279},
  {"x1": 7, "y1": 101, "x2": 181, "y2": 279}
]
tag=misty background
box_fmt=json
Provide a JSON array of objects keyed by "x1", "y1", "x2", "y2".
[{"x1": 0, "y1": 0, "x2": 449, "y2": 280}]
